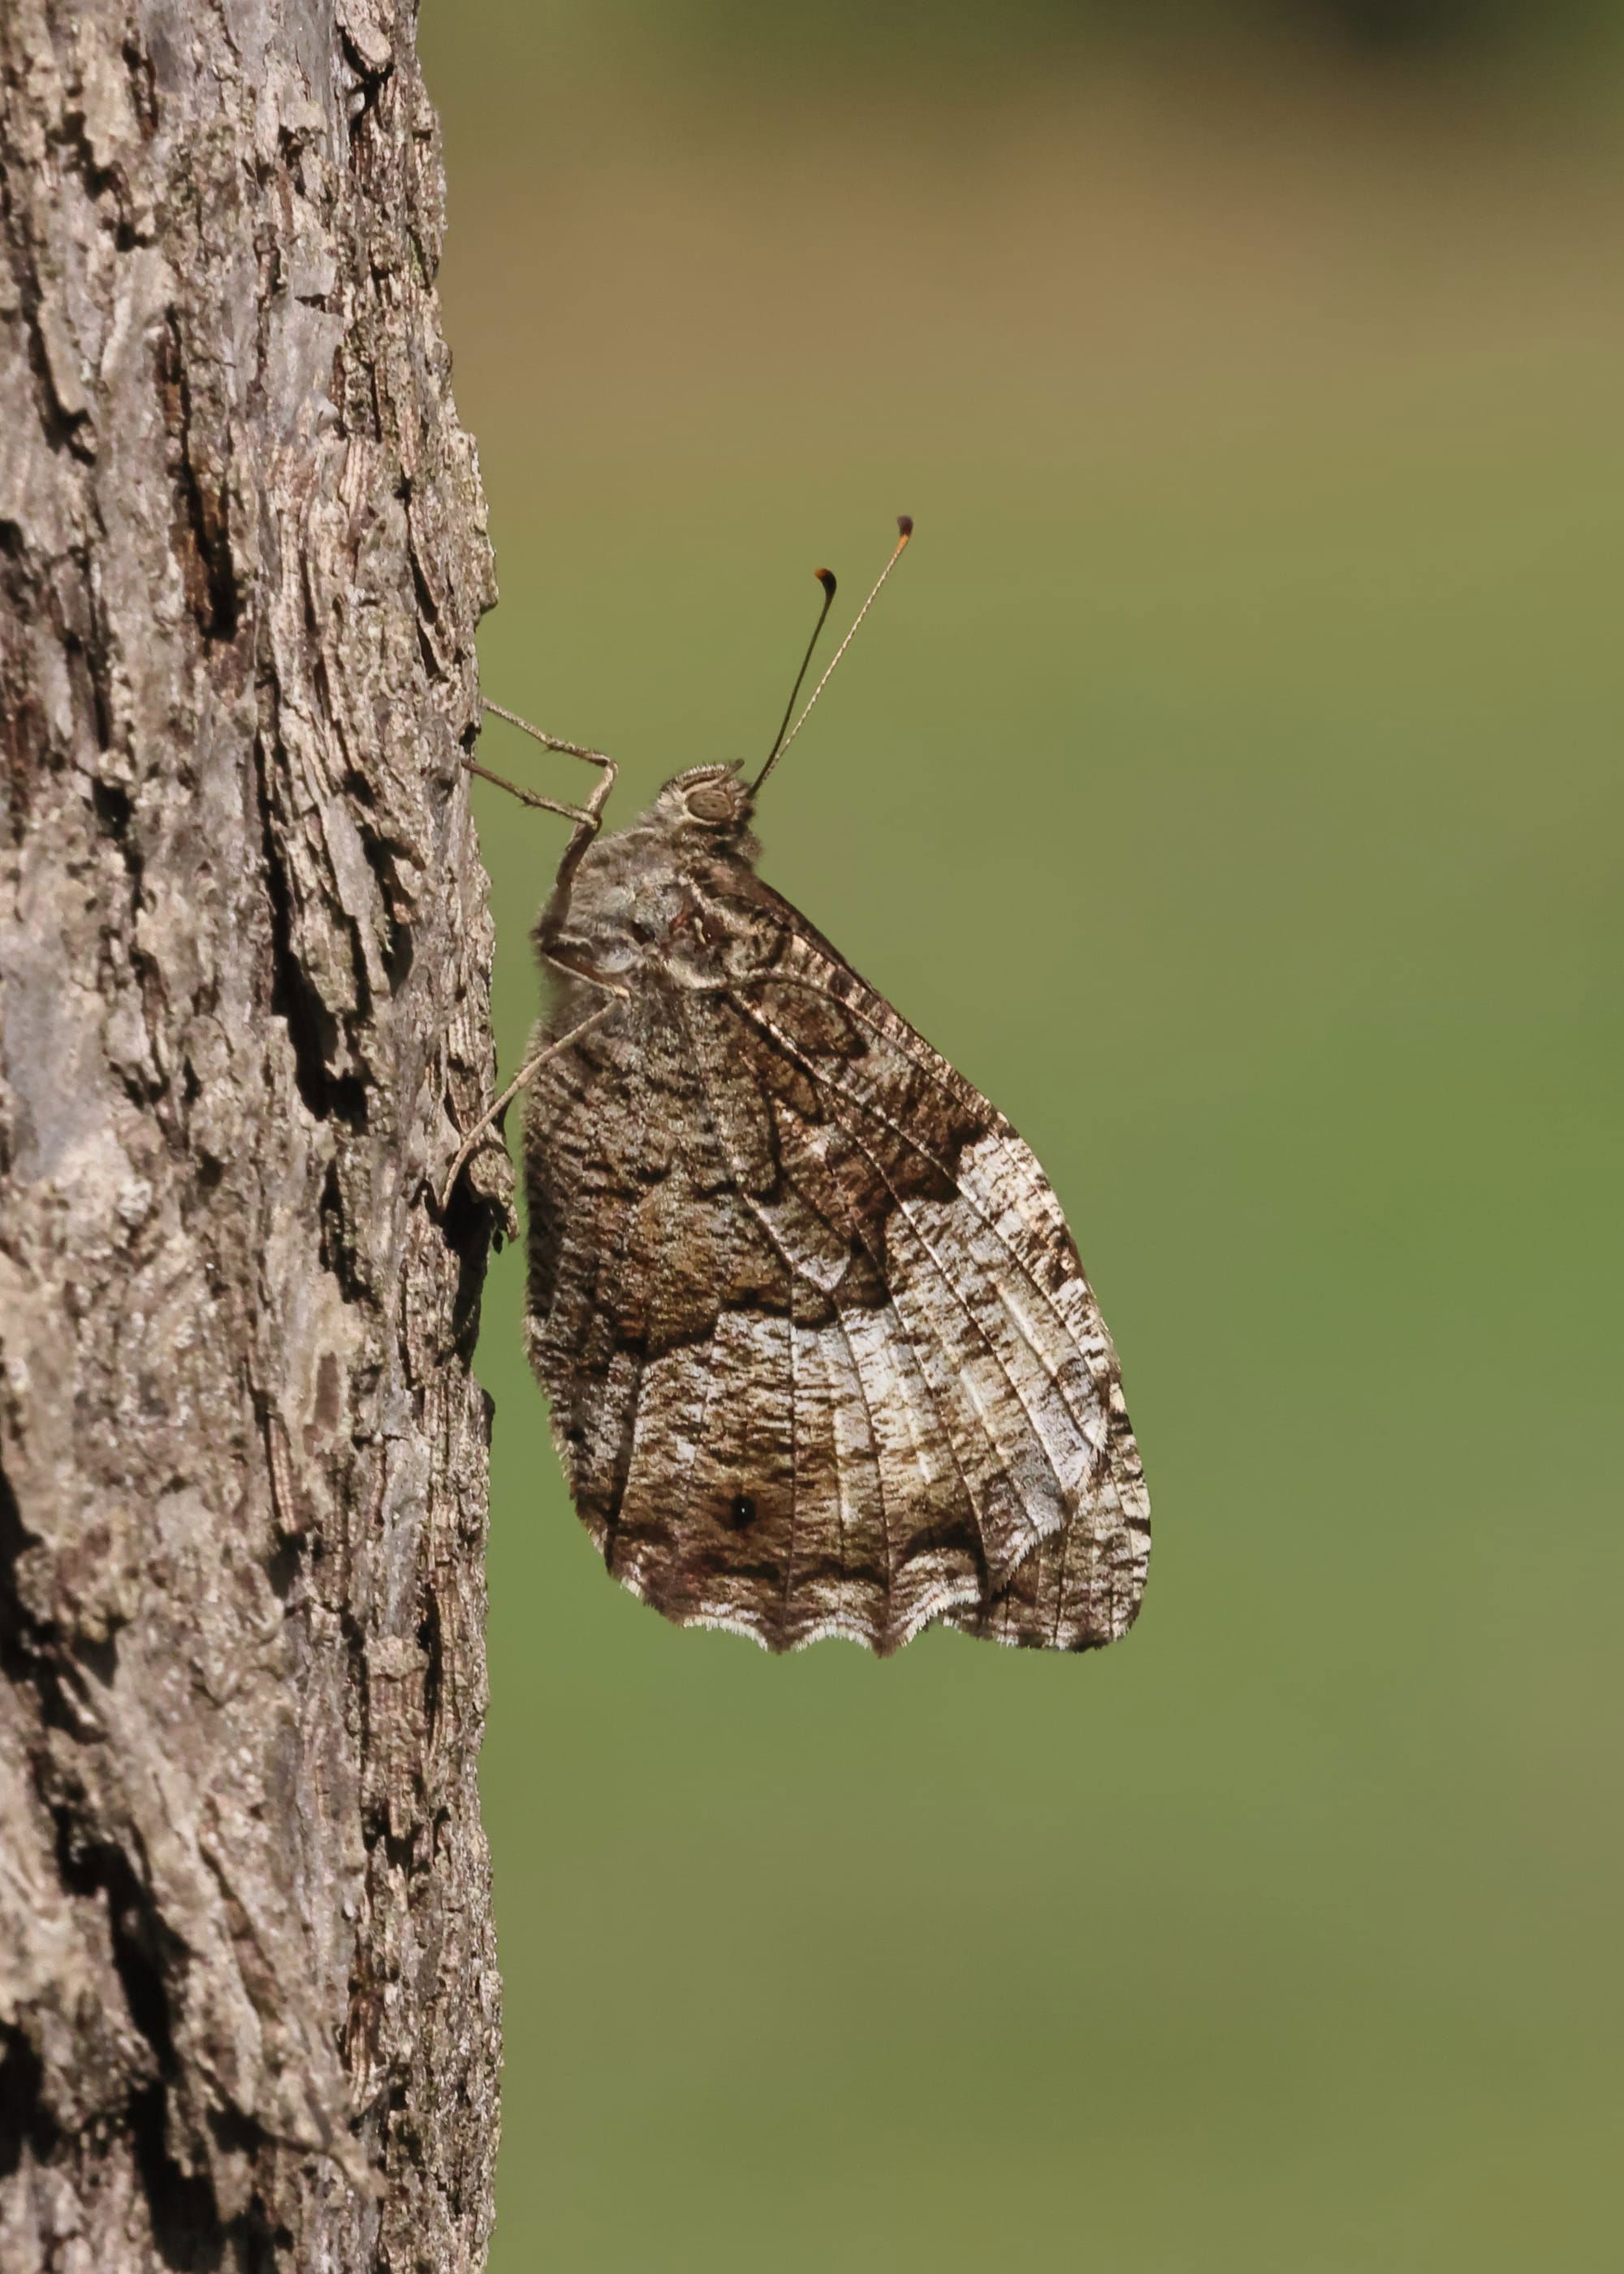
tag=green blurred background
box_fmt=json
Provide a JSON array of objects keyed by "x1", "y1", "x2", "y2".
[{"x1": 419, "y1": 5, "x2": 1622, "y2": 2266}]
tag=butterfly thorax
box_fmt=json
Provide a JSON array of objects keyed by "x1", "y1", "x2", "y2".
[{"x1": 533, "y1": 766, "x2": 771, "y2": 1005}]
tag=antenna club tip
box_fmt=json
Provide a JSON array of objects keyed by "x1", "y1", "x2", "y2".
[
  {"x1": 896, "y1": 513, "x2": 914, "y2": 540},
  {"x1": 814, "y1": 568, "x2": 836, "y2": 595}
]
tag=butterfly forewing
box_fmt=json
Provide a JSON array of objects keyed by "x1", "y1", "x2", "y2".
[{"x1": 521, "y1": 803, "x2": 1149, "y2": 1654}]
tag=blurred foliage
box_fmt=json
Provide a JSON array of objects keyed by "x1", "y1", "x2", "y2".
[
  {"x1": 454, "y1": 0, "x2": 1624, "y2": 87},
  {"x1": 421, "y1": 4, "x2": 1622, "y2": 2269},
  {"x1": 654, "y1": 0, "x2": 1618, "y2": 59}
]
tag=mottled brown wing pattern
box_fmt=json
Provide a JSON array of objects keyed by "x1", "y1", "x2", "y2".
[{"x1": 523, "y1": 886, "x2": 1149, "y2": 1654}]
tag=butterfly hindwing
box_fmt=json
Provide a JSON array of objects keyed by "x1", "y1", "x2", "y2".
[{"x1": 523, "y1": 847, "x2": 1149, "y2": 1654}]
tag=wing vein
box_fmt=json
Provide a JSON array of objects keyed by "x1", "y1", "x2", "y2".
[
  {"x1": 728, "y1": 983, "x2": 1112, "y2": 1437},
  {"x1": 722, "y1": 990, "x2": 1092, "y2": 1515}
]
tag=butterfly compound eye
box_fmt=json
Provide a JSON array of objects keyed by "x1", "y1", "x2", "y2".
[{"x1": 685, "y1": 782, "x2": 741, "y2": 825}]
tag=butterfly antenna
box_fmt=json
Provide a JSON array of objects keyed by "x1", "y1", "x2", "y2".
[
  {"x1": 752, "y1": 515, "x2": 914, "y2": 793},
  {"x1": 756, "y1": 567, "x2": 839, "y2": 788}
]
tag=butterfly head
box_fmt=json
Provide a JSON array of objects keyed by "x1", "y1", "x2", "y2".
[{"x1": 653, "y1": 762, "x2": 756, "y2": 837}]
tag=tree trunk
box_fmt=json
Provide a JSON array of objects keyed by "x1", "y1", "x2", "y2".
[{"x1": 0, "y1": 2, "x2": 506, "y2": 2266}]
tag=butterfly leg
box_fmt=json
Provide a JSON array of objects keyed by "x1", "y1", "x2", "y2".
[
  {"x1": 476, "y1": 700, "x2": 617, "y2": 830},
  {"x1": 447, "y1": 707, "x2": 625, "y2": 1210},
  {"x1": 463, "y1": 762, "x2": 593, "y2": 827},
  {"x1": 439, "y1": 984, "x2": 628, "y2": 1213}
]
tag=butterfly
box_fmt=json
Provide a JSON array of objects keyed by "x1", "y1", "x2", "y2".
[{"x1": 447, "y1": 520, "x2": 1150, "y2": 1654}]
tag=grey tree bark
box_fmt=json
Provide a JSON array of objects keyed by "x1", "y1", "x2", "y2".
[{"x1": 0, "y1": 2, "x2": 508, "y2": 2267}]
